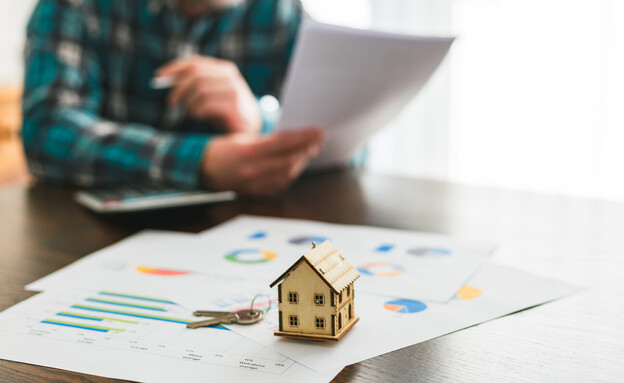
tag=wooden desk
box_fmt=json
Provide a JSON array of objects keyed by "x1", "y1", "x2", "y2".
[{"x1": 1, "y1": 170, "x2": 623, "y2": 382}]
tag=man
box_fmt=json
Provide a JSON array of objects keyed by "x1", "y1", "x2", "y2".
[{"x1": 22, "y1": 0, "x2": 324, "y2": 196}]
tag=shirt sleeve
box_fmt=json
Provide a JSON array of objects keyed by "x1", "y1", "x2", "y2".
[{"x1": 22, "y1": 0, "x2": 213, "y2": 189}]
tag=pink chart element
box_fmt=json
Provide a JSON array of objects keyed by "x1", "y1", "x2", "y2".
[{"x1": 135, "y1": 266, "x2": 191, "y2": 276}]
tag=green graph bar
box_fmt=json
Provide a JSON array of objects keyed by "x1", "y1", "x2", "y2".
[
  {"x1": 42, "y1": 319, "x2": 125, "y2": 332},
  {"x1": 86, "y1": 298, "x2": 166, "y2": 311},
  {"x1": 73, "y1": 304, "x2": 191, "y2": 324},
  {"x1": 99, "y1": 291, "x2": 176, "y2": 304},
  {"x1": 58, "y1": 311, "x2": 139, "y2": 324}
]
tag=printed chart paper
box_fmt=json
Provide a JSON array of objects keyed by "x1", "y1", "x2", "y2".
[
  {"x1": 26, "y1": 230, "x2": 267, "y2": 305},
  {"x1": 27, "y1": 230, "x2": 201, "y2": 292},
  {"x1": 182, "y1": 263, "x2": 579, "y2": 373},
  {"x1": 193, "y1": 215, "x2": 495, "y2": 302},
  {"x1": 28, "y1": 217, "x2": 494, "y2": 303},
  {"x1": 278, "y1": 20, "x2": 454, "y2": 168},
  {"x1": 14, "y1": 218, "x2": 579, "y2": 377},
  {"x1": 0, "y1": 289, "x2": 340, "y2": 383}
]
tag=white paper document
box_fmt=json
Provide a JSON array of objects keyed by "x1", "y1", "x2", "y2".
[
  {"x1": 278, "y1": 21, "x2": 455, "y2": 167},
  {"x1": 193, "y1": 216, "x2": 494, "y2": 302},
  {"x1": 26, "y1": 230, "x2": 202, "y2": 292},
  {"x1": 28, "y1": 217, "x2": 494, "y2": 303},
  {"x1": 183, "y1": 263, "x2": 579, "y2": 373},
  {"x1": 0, "y1": 288, "x2": 340, "y2": 383},
  {"x1": 25, "y1": 230, "x2": 271, "y2": 313},
  {"x1": 11, "y1": 217, "x2": 580, "y2": 378}
]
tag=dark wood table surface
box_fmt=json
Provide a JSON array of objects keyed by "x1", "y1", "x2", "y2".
[{"x1": 1, "y1": 169, "x2": 623, "y2": 382}]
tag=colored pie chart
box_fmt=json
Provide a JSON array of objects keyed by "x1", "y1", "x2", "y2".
[
  {"x1": 248, "y1": 231, "x2": 267, "y2": 239},
  {"x1": 407, "y1": 247, "x2": 452, "y2": 256},
  {"x1": 357, "y1": 262, "x2": 404, "y2": 277},
  {"x1": 135, "y1": 266, "x2": 190, "y2": 276},
  {"x1": 375, "y1": 244, "x2": 395, "y2": 252},
  {"x1": 289, "y1": 236, "x2": 329, "y2": 245},
  {"x1": 225, "y1": 249, "x2": 277, "y2": 264},
  {"x1": 384, "y1": 299, "x2": 427, "y2": 314},
  {"x1": 457, "y1": 285, "x2": 483, "y2": 300}
]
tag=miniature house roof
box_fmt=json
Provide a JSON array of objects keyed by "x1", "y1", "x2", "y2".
[{"x1": 270, "y1": 240, "x2": 360, "y2": 294}]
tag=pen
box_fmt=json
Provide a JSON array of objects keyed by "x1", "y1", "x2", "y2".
[{"x1": 150, "y1": 76, "x2": 176, "y2": 89}]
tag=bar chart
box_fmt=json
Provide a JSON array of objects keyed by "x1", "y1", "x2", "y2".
[{"x1": 1, "y1": 289, "x2": 294, "y2": 375}]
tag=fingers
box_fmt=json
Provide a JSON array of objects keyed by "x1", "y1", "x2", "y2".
[
  {"x1": 245, "y1": 129, "x2": 325, "y2": 158},
  {"x1": 186, "y1": 83, "x2": 233, "y2": 116},
  {"x1": 169, "y1": 68, "x2": 231, "y2": 106},
  {"x1": 157, "y1": 56, "x2": 229, "y2": 106},
  {"x1": 201, "y1": 131, "x2": 323, "y2": 197},
  {"x1": 168, "y1": 72, "x2": 197, "y2": 106},
  {"x1": 156, "y1": 58, "x2": 191, "y2": 77},
  {"x1": 237, "y1": 142, "x2": 316, "y2": 196},
  {"x1": 157, "y1": 56, "x2": 261, "y2": 132},
  {"x1": 156, "y1": 56, "x2": 220, "y2": 77},
  {"x1": 239, "y1": 151, "x2": 299, "y2": 181}
]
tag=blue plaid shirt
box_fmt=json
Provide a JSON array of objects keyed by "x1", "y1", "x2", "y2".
[{"x1": 23, "y1": 0, "x2": 302, "y2": 188}]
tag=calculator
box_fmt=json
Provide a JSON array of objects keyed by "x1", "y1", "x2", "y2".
[{"x1": 74, "y1": 184, "x2": 236, "y2": 213}]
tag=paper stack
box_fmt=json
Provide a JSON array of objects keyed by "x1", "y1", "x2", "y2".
[{"x1": 0, "y1": 215, "x2": 578, "y2": 382}]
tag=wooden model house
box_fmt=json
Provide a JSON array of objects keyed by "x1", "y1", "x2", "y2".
[{"x1": 269, "y1": 240, "x2": 360, "y2": 341}]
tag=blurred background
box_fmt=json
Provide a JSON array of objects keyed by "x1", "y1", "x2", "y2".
[{"x1": 2, "y1": 0, "x2": 623, "y2": 202}]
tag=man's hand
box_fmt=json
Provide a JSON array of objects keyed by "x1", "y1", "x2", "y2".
[
  {"x1": 156, "y1": 56, "x2": 262, "y2": 133},
  {"x1": 202, "y1": 128, "x2": 324, "y2": 196}
]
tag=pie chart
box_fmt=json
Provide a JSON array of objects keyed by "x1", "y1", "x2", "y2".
[
  {"x1": 375, "y1": 244, "x2": 394, "y2": 252},
  {"x1": 407, "y1": 247, "x2": 451, "y2": 256},
  {"x1": 225, "y1": 249, "x2": 277, "y2": 264},
  {"x1": 457, "y1": 285, "x2": 483, "y2": 300},
  {"x1": 248, "y1": 231, "x2": 267, "y2": 239},
  {"x1": 135, "y1": 266, "x2": 190, "y2": 276},
  {"x1": 289, "y1": 235, "x2": 329, "y2": 245},
  {"x1": 383, "y1": 299, "x2": 427, "y2": 314},
  {"x1": 357, "y1": 262, "x2": 404, "y2": 277}
]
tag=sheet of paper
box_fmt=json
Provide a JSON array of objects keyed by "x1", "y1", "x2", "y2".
[
  {"x1": 0, "y1": 288, "x2": 340, "y2": 383},
  {"x1": 277, "y1": 20, "x2": 454, "y2": 168},
  {"x1": 28, "y1": 217, "x2": 493, "y2": 303},
  {"x1": 177, "y1": 263, "x2": 579, "y2": 373},
  {"x1": 27, "y1": 230, "x2": 200, "y2": 292},
  {"x1": 190, "y1": 215, "x2": 494, "y2": 302},
  {"x1": 26, "y1": 230, "x2": 270, "y2": 310}
]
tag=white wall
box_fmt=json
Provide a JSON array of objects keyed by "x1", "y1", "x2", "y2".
[
  {"x1": 366, "y1": 0, "x2": 452, "y2": 180},
  {"x1": 0, "y1": 0, "x2": 38, "y2": 84},
  {"x1": 449, "y1": 0, "x2": 624, "y2": 201}
]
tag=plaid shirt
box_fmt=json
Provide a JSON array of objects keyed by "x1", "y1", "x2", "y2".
[{"x1": 23, "y1": 0, "x2": 302, "y2": 188}]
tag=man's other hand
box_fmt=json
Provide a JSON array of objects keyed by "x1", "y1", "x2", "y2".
[
  {"x1": 157, "y1": 56, "x2": 262, "y2": 133},
  {"x1": 202, "y1": 128, "x2": 324, "y2": 196}
]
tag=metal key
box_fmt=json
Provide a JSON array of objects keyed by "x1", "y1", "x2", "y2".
[
  {"x1": 236, "y1": 308, "x2": 264, "y2": 324},
  {"x1": 187, "y1": 312, "x2": 239, "y2": 329},
  {"x1": 187, "y1": 308, "x2": 264, "y2": 329},
  {"x1": 193, "y1": 310, "x2": 234, "y2": 317}
]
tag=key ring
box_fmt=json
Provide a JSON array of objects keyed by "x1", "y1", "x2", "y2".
[{"x1": 249, "y1": 293, "x2": 272, "y2": 317}]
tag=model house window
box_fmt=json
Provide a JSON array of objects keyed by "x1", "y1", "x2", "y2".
[
  {"x1": 314, "y1": 294, "x2": 324, "y2": 305},
  {"x1": 347, "y1": 285, "x2": 350, "y2": 297},
  {"x1": 289, "y1": 315, "x2": 298, "y2": 327},
  {"x1": 339, "y1": 291, "x2": 343, "y2": 304},
  {"x1": 288, "y1": 292, "x2": 298, "y2": 303},
  {"x1": 315, "y1": 317, "x2": 325, "y2": 329}
]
